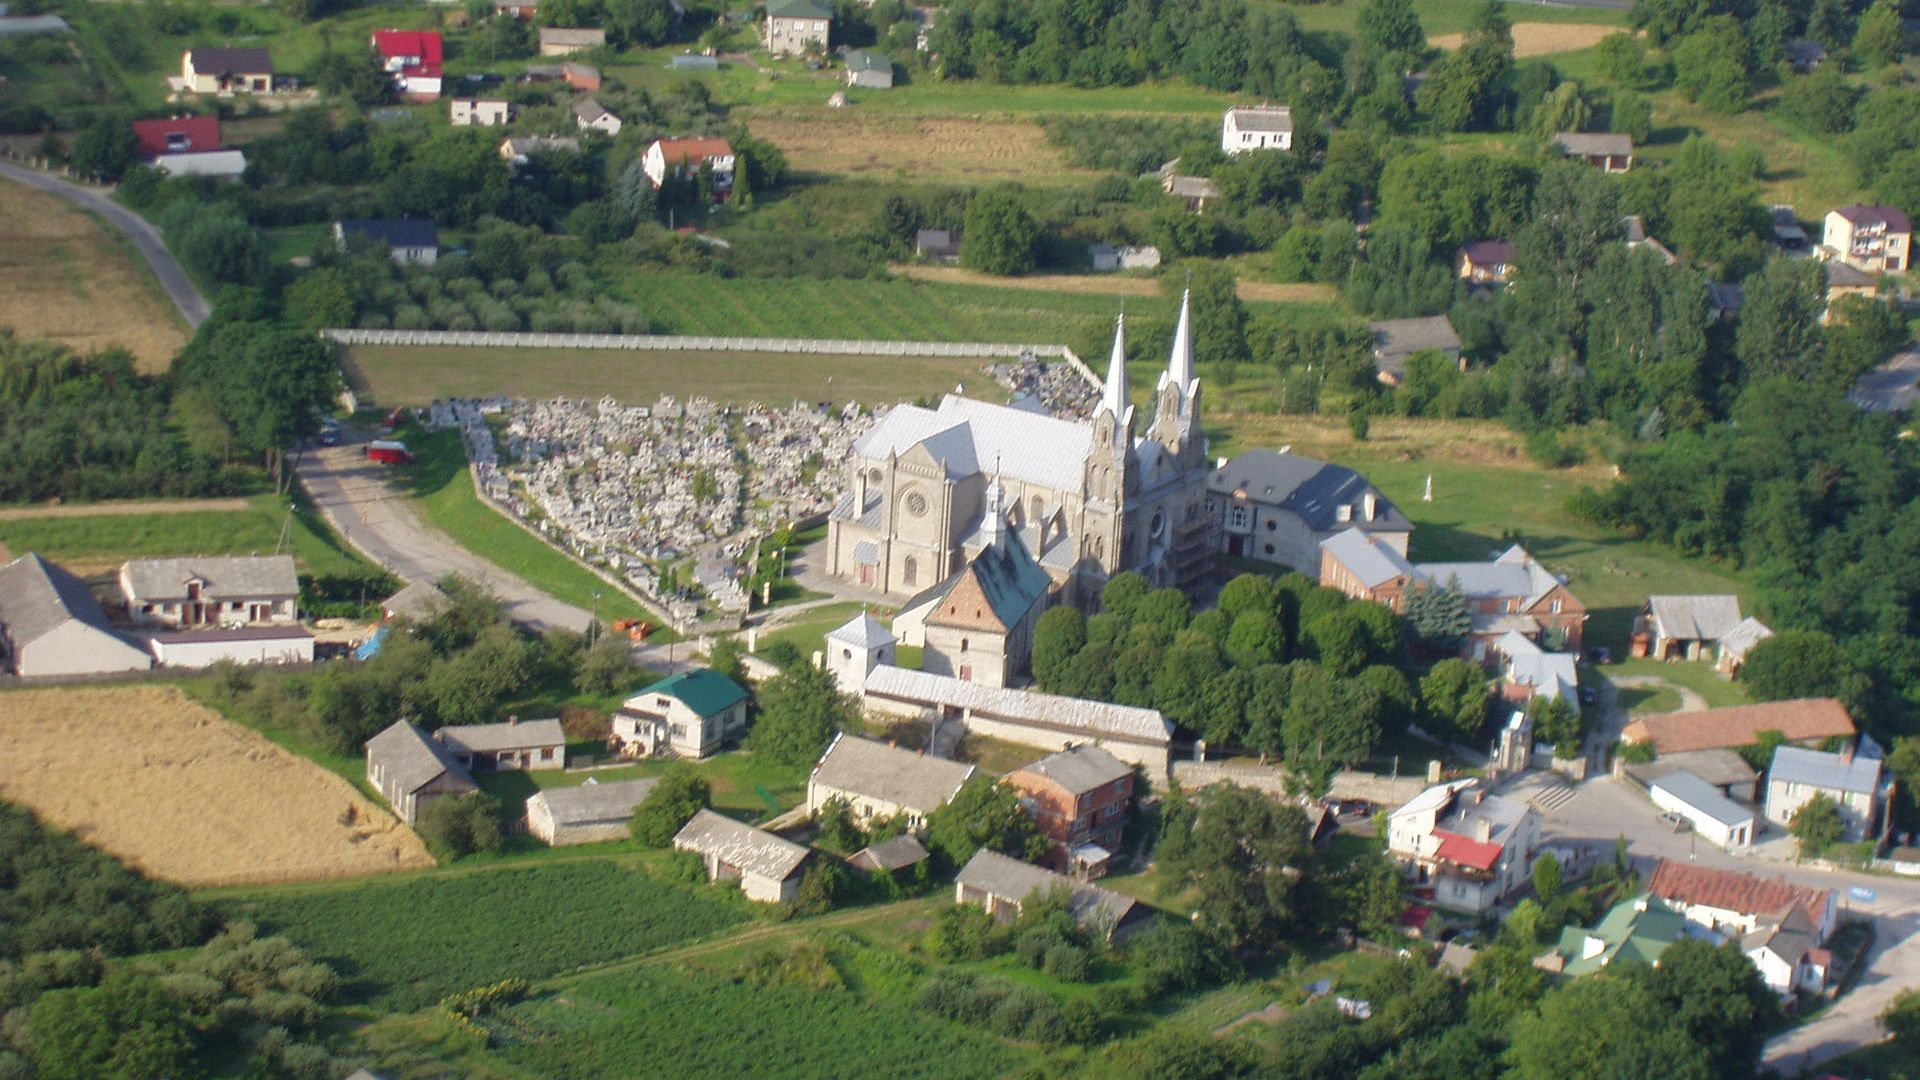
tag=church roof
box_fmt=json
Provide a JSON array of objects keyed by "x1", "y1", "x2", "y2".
[
  {"x1": 852, "y1": 395, "x2": 1092, "y2": 493},
  {"x1": 928, "y1": 527, "x2": 1052, "y2": 632}
]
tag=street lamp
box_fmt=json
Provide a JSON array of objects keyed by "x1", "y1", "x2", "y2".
[{"x1": 590, "y1": 590, "x2": 601, "y2": 645}]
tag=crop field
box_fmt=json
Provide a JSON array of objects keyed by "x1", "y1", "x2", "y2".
[
  {"x1": 894, "y1": 264, "x2": 1341, "y2": 305},
  {"x1": 1429, "y1": 22, "x2": 1618, "y2": 58},
  {"x1": 0, "y1": 492, "x2": 373, "y2": 577},
  {"x1": 0, "y1": 686, "x2": 432, "y2": 887},
  {"x1": 740, "y1": 109, "x2": 1098, "y2": 185},
  {"x1": 490, "y1": 962, "x2": 1026, "y2": 1080},
  {"x1": 0, "y1": 177, "x2": 187, "y2": 371},
  {"x1": 343, "y1": 346, "x2": 995, "y2": 408},
  {"x1": 231, "y1": 860, "x2": 747, "y2": 1009}
]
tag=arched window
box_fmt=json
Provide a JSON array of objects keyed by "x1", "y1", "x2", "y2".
[
  {"x1": 867, "y1": 467, "x2": 882, "y2": 486},
  {"x1": 1029, "y1": 495, "x2": 1044, "y2": 522},
  {"x1": 903, "y1": 556, "x2": 917, "y2": 586}
]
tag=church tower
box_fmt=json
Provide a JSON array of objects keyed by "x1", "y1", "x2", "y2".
[
  {"x1": 1078, "y1": 315, "x2": 1133, "y2": 604},
  {"x1": 1127, "y1": 290, "x2": 1214, "y2": 589},
  {"x1": 1149, "y1": 289, "x2": 1208, "y2": 470}
]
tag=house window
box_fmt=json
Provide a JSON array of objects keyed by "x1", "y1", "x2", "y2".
[
  {"x1": 1550, "y1": 600, "x2": 1563, "y2": 614},
  {"x1": 1264, "y1": 519, "x2": 1276, "y2": 531},
  {"x1": 1030, "y1": 495, "x2": 1044, "y2": 522},
  {"x1": 1264, "y1": 543, "x2": 1276, "y2": 556},
  {"x1": 540, "y1": 748, "x2": 553, "y2": 761},
  {"x1": 1228, "y1": 506, "x2": 1249, "y2": 530},
  {"x1": 657, "y1": 697, "x2": 672, "y2": 708}
]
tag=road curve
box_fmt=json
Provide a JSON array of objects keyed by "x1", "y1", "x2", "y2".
[
  {"x1": 0, "y1": 160, "x2": 211, "y2": 328},
  {"x1": 294, "y1": 440, "x2": 591, "y2": 634}
]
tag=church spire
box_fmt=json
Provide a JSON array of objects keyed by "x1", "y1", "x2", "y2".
[
  {"x1": 1165, "y1": 287, "x2": 1195, "y2": 399},
  {"x1": 1101, "y1": 314, "x2": 1128, "y2": 421},
  {"x1": 982, "y1": 459, "x2": 1006, "y2": 549}
]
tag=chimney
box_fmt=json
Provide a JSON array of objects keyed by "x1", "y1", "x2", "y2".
[
  {"x1": 1841, "y1": 739, "x2": 1856, "y2": 763},
  {"x1": 1474, "y1": 817, "x2": 1492, "y2": 843},
  {"x1": 508, "y1": 714, "x2": 519, "y2": 725},
  {"x1": 1363, "y1": 492, "x2": 1378, "y2": 521}
]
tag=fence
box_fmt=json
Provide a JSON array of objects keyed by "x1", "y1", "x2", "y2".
[{"x1": 323, "y1": 329, "x2": 1100, "y2": 390}]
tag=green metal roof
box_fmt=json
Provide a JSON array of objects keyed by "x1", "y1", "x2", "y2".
[
  {"x1": 637, "y1": 667, "x2": 748, "y2": 717},
  {"x1": 966, "y1": 529, "x2": 1052, "y2": 630},
  {"x1": 1556, "y1": 895, "x2": 1690, "y2": 976},
  {"x1": 767, "y1": 0, "x2": 831, "y2": 19}
]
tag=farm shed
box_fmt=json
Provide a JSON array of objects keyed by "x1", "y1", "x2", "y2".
[
  {"x1": 435, "y1": 717, "x2": 566, "y2": 771},
  {"x1": 0, "y1": 553, "x2": 152, "y2": 678},
  {"x1": 1647, "y1": 770, "x2": 1755, "y2": 850},
  {"x1": 673, "y1": 809, "x2": 810, "y2": 903},
  {"x1": 954, "y1": 849, "x2": 1151, "y2": 942},
  {"x1": 147, "y1": 625, "x2": 314, "y2": 668},
  {"x1": 381, "y1": 580, "x2": 447, "y2": 621},
  {"x1": 849, "y1": 834, "x2": 929, "y2": 873},
  {"x1": 806, "y1": 732, "x2": 975, "y2": 831},
  {"x1": 527, "y1": 777, "x2": 659, "y2": 846},
  {"x1": 366, "y1": 720, "x2": 477, "y2": 826}
]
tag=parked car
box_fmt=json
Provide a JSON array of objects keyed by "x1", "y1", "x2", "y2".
[{"x1": 368, "y1": 440, "x2": 412, "y2": 465}]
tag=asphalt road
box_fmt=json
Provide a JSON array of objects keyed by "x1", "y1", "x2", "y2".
[
  {"x1": 294, "y1": 440, "x2": 592, "y2": 634},
  {"x1": 0, "y1": 160, "x2": 211, "y2": 328}
]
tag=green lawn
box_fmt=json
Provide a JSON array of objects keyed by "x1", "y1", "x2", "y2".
[
  {"x1": 0, "y1": 493, "x2": 375, "y2": 579},
  {"x1": 475, "y1": 750, "x2": 809, "y2": 826},
  {"x1": 1283, "y1": 0, "x2": 1630, "y2": 40},
  {"x1": 399, "y1": 427, "x2": 657, "y2": 626},
  {"x1": 754, "y1": 601, "x2": 872, "y2": 663},
  {"x1": 1606, "y1": 657, "x2": 1752, "y2": 710}
]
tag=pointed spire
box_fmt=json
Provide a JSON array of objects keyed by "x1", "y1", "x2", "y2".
[
  {"x1": 1167, "y1": 287, "x2": 1195, "y2": 396},
  {"x1": 982, "y1": 459, "x2": 1006, "y2": 548},
  {"x1": 1101, "y1": 314, "x2": 1128, "y2": 421}
]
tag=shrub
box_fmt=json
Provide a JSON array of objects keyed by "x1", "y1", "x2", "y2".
[{"x1": 415, "y1": 792, "x2": 504, "y2": 860}]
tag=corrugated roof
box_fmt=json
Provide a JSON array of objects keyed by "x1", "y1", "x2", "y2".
[
  {"x1": 652, "y1": 136, "x2": 734, "y2": 165},
  {"x1": 382, "y1": 580, "x2": 446, "y2": 621},
  {"x1": 1650, "y1": 770, "x2": 1754, "y2": 827},
  {"x1": 1628, "y1": 748, "x2": 1758, "y2": 789},
  {"x1": 673, "y1": 809, "x2": 809, "y2": 881},
  {"x1": 122, "y1": 554, "x2": 298, "y2": 602},
  {"x1": 1621, "y1": 698, "x2": 1856, "y2": 755},
  {"x1": 1768, "y1": 745, "x2": 1882, "y2": 795},
  {"x1": 0, "y1": 552, "x2": 122, "y2": 650},
  {"x1": 1319, "y1": 527, "x2": 1415, "y2": 588},
  {"x1": 1012, "y1": 744, "x2": 1130, "y2": 796},
  {"x1": 956, "y1": 849, "x2": 1139, "y2": 931},
  {"x1": 810, "y1": 733, "x2": 975, "y2": 814},
  {"x1": 863, "y1": 666, "x2": 1173, "y2": 744},
  {"x1": 539, "y1": 26, "x2": 604, "y2": 45},
  {"x1": 1208, "y1": 450, "x2": 1411, "y2": 535},
  {"x1": 1369, "y1": 315, "x2": 1461, "y2": 370},
  {"x1": 1646, "y1": 595, "x2": 1744, "y2": 641},
  {"x1": 366, "y1": 720, "x2": 474, "y2": 797},
  {"x1": 530, "y1": 777, "x2": 659, "y2": 826},
  {"x1": 630, "y1": 668, "x2": 748, "y2": 718},
  {"x1": 131, "y1": 115, "x2": 221, "y2": 158},
  {"x1": 1718, "y1": 616, "x2": 1774, "y2": 659},
  {"x1": 435, "y1": 717, "x2": 567, "y2": 754},
  {"x1": 339, "y1": 218, "x2": 439, "y2": 249},
  {"x1": 187, "y1": 46, "x2": 273, "y2": 74},
  {"x1": 1416, "y1": 546, "x2": 1560, "y2": 605},
  {"x1": 1432, "y1": 830, "x2": 1501, "y2": 872},
  {"x1": 1647, "y1": 858, "x2": 1830, "y2": 925}
]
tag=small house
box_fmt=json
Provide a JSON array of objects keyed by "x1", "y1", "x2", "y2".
[
  {"x1": 1784, "y1": 38, "x2": 1826, "y2": 73},
  {"x1": 1825, "y1": 260, "x2": 1882, "y2": 312},
  {"x1": 823, "y1": 611, "x2": 896, "y2": 694},
  {"x1": 1554, "y1": 132, "x2": 1633, "y2": 173},
  {"x1": 1647, "y1": 770, "x2": 1756, "y2": 850},
  {"x1": 365, "y1": 720, "x2": 477, "y2": 826},
  {"x1": 1162, "y1": 173, "x2": 1220, "y2": 213},
  {"x1": 612, "y1": 667, "x2": 750, "y2": 759},
  {"x1": 180, "y1": 48, "x2": 273, "y2": 94},
  {"x1": 1005, "y1": 744, "x2": 1134, "y2": 876},
  {"x1": 152, "y1": 151, "x2": 246, "y2": 179},
  {"x1": 1716, "y1": 617, "x2": 1774, "y2": 676},
  {"x1": 434, "y1": 717, "x2": 567, "y2": 771},
  {"x1": 1623, "y1": 215, "x2": 1678, "y2": 265},
  {"x1": 806, "y1": 732, "x2": 976, "y2": 832},
  {"x1": 1550, "y1": 895, "x2": 1696, "y2": 976},
  {"x1": 642, "y1": 136, "x2": 735, "y2": 198},
  {"x1": 1317, "y1": 527, "x2": 1418, "y2": 613},
  {"x1": 527, "y1": 777, "x2": 659, "y2": 846},
  {"x1": 119, "y1": 555, "x2": 299, "y2": 629},
  {"x1": 147, "y1": 625, "x2": 315, "y2": 669},
  {"x1": 492, "y1": 0, "x2": 538, "y2": 18},
  {"x1": 539, "y1": 27, "x2": 605, "y2": 56},
  {"x1": 381, "y1": 580, "x2": 447, "y2": 622},
  {"x1": 370, "y1": 30, "x2": 443, "y2": 101},
  {"x1": 1220, "y1": 104, "x2": 1293, "y2": 154},
  {"x1": 1367, "y1": 315, "x2": 1462, "y2": 387},
  {"x1": 1823, "y1": 205, "x2": 1909, "y2": 273},
  {"x1": 673, "y1": 808, "x2": 811, "y2": 902},
  {"x1": 132, "y1": 115, "x2": 222, "y2": 159},
  {"x1": 1386, "y1": 779, "x2": 1540, "y2": 914},
  {"x1": 844, "y1": 49, "x2": 893, "y2": 89},
  {"x1": 572, "y1": 97, "x2": 622, "y2": 135},
  {"x1": 1764, "y1": 745, "x2": 1888, "y2": 842},
  {"x1": 1456, "y1": 240, "x2": 1515, "y2": 285},
  {"x1": 500, "y1": 135, "x2": 580, "y2": 167},
  {"x1": 1631, "y1": 594, "x2": 1746, "y2": 662},
  {"x1": 0, "y1": 553, "x2": 151, "y2": 678},
  {"x1": 848, "y1": 833, "x2": 930, "y2": 874},
  {"x1": 1491, "y1": 630, "x2": 1577, "y2": 704},
  {"x1": 335, "y1": 217, "x2": 439, "y2": 265},
  {"x1": 670, "y1": 53, "x2": 720, "y2": 71},
  {"x1": 1627, "y1": 748, "x2": 1761, "y2": 803},
  {"x1": 954, "y1": 849, "x2": 1151, "y2": 941},
  {"x1": 914, "y1": 228, "x2": 961, "y2": 262},
  {"x1": 451, "y1": 98, "x2": 513, "y2": 127},
  {"x1": 1770, "y1": 205, "x2": 1812, "y2": 253},
  {"x1": 766, "y1": 0, "x2": 831, "y2": 56}
]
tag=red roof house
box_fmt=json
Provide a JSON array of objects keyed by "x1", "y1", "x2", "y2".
[
  {"x1": 131, "y1": 116, "x2": 222, "y2": 160},
  {"x1": 1431, "y1": 830, "x2": 1503, "y2": 873},
  {"x1": 1646, "y1": 858, "x2": 1834, "y2": 935},
  {"x1": 1620, "y1": 698, "x2": 1856, "y2": 755},
  {"x1": 641, "y1": 137, "x2": 737, "y2": 199},
  {"x1": 371, "y1": 29, "x2": 444, "y2": 100}
]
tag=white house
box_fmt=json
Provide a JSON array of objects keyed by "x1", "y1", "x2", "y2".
[
  {"x1": 806, "y1": 732, "x2": 975, "y2": 831},
  {"x1": 1088, "y1": 244, "x2": 1161, "y2": 272},
  {"x1": 119, "y1": 555, "x2": 299, "y2": 629},
  {"x1": 152, "y1": 150, "x2": 247, "y2": 179},
  {"x1": 147, "y1": 625, "x2": 314, "y2": 669},
  {"x1": 1387, "y1": 779, "x2": 1540, "y2": 914},
  {"x1": 334, "y1": 218, "x2": 439, "y2": 266},
  {"x1": 0, "y1": 553, "x2": 152, "y2": 678},
  {"x1": 451, "y1": 98, "x2": 513, "y2": 127},
  {"x1": 673, "y1": 809, "x2": 810, "y2": 903},
  {"x1": 527, "y1": 777, "x2": 658, "y2": 846},
  {"x1": 823, "y1": 611, "x2": 896, "y2": 693},
  {"x1": 571, "y1": 97, "x2": 622, "y2": 135},
  {"x1": 1646, "y1": 858, "x2": 1836, "y2": 996},
  {"x1": 434, "y1": 717, "x2": 567, "y2": 771},
  {"x1": 641, "y1": 137, "x2": 735, "y2": 197},
  {"x1": 612, "y1": 668, "x2": 749, "y2": 759},
  {"x1": 1647, "y1": 770, "x2": 1756, "y2": 850},
  {"x1": 1764, "y1": 745, "x2": 1888, "y2": 842},
  {"x1": 1221, "y1": 105, "x2": 1292, "y2": 154}
]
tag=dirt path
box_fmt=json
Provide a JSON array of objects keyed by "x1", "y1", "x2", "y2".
[
  {"x1": 889, "y1": 264, "x2": 1338, "y2": 305},
  {"x1": 0, "y1": 497, "x2": 251, "y2": 521}
]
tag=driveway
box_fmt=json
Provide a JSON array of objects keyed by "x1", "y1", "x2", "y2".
[
  {"x1": 1531, "y1": 777, "x2": 1920, "y2": 1071},
  {"x1": 294, "y1": 439, "x2": 591, "y2": 634},
  {"x1": 0, "y1": 161, "x2": 210, "y2": 328}
]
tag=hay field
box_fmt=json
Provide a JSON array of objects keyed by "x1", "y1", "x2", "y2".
[
  {"x1": 0, "y1": 686, "x2": 434, "y2": 887},
  {"x1": 1431, "y1": 22, "x2": 1617, "y2": 57},
  {"x1": 739, "y1": 109, "x2": 1097, "y2": 184},
  {"x1": 0, "y1": 178, "x2": 188, "y2": 372}
]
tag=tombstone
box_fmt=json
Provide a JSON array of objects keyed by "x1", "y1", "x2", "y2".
[{"x1": 1427, "y1": 759, "x2": 1443, "y2": 784}]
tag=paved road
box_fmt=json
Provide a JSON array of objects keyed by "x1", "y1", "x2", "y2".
[
  {"x1": 293, "y1": 440, "x2": 591, "y2": 634},
  {"x1": 0, "y1": 161, "x2": 210, "y2": 328},
  {"x1": 1521, "y1": 775, "x2": 1920, "y2": 1070}
]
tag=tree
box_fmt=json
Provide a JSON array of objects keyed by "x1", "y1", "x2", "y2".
[
  {"x1": 1506, "y1": 976, "x2": 1714, "y2": 1080},
  {"x1": 1181, "y1": 262, "x2": 1251, "y2": 373},
  {"x1": 1356, "y1": 0, "x2": 1425, "y2": 59},
  {"x1": 629, "y1": 766, "x2": 711, "y2": 847},
  {"x1": 1635, "y1": 938, "x2": 1780, "y2": 1077},
  {"x1": 1789, "y1": 793, "x2": 1844, "y2": 856},
  {"x1": 605, "y1": 0, "x2": 675, "y2": 46},
  {"x1": 1282, "y1": 663, "x2": 1381, "y2": 786},
  {"x1": 961, "y1": 186, "x2": 1040, "y2": 275},
  {"x1": 415, "y1": 792, "x2": 503, "y2": 859},
  {"x1": 1741, "y1": 629, "x2": 1857, "y2": 702},
  {"x1": 1854, "y1": 3, "x2": 1903, "y2": 68},
  {"x1": 1100, "y1": 571, "x2": 1152, "y2": 623},
  {"x1": 422, "y1": 623, "x2": 533, "y2": 726},
  {"x1": 68, "y1": 112, "x2": 137, "y2": 181},
  {"x1": 575, "y1": 629, "x2": 636, "y2": 696},
  {"x1": 925, "y1": 775, "x2": 1046, "y2": 868},
  {"x1": 1031, "y1": 606, "x2": 1086, "y2": 691},
  {"x1": 282, "y1": 269, "x2": 356, "y2": 332},
  {"x1": 1225, "y1": 610, "x2": 1285, "y2": 668},
  {"x1": 1160, "y1": 783, "x2": 1311, "y2": 952},
  {"x1": 1671, "y1": 17, "x2": 1752, "y2": 114},
  {"x1": 707, "y1": 635, "x2": 746, "y2": 684},
  {"x1": 1529, "y1": 694, "x2": 1582, "y2": 756},
  {"x1": 1531, "y1": 850, "x2": 1561, "y2": 903},
  {"x1": 1420, "y1": 659, "x2": 1490, "y2": 742},
  {"x1": 1882, "y1": 989, "x2": 1920, "y2": 1045},
  {"x1": 27, "y1": 973, "x2": 194, "y2": 1080},
  {"x1": 1735, "y1": 258, "x2": 1827, "y2": 383},
  {"x1": 1611, "y1": 91, "x2": 1653, "y2": 142},
  {"x1": 1780, "y1": 64, "x2": 1861, "y2": 135},
  {"x1": 1303, "y1": 607, "x2": 1372, "y2": 676},
  {"x1": 1416, "y1": 4, "x2": 1513, "y2": 132},
  {"x1": 749, "y1": 663, "x2": 854, "y2": 768},
  {"x1": 1218, "y1": 574, "x2": 1281, "y2": 624},
  {"x1": 1406, "y1": 578, "x2": 1470, "y2": 650}
]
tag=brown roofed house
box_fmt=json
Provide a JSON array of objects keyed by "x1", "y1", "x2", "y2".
[
  {"x1": 181, "y1": 47, "x2": 274, "y2": 94},
  {"x1": 1456, "y1": 240, "x2": 1515, "y2": 286},
  {"x1": 1620, "y1": 698, "x2": 1856, "y2": 756}
]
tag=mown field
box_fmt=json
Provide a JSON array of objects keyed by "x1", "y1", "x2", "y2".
[
  {"x1": 0, "y1": 492, "x2": 372, "y2": 577},
  {"x1": 740, "y1": 109, "x2": 1102, "y2": 186},
  {"x1": 343, "y1": 346, "x2": 997, "y2": 409},
  {"x1": 475, "y1": 752, "x2": 809, "y2": 826},
  {"x1": 229, "y1": 860, "x2": 749, "y2": 1009}
]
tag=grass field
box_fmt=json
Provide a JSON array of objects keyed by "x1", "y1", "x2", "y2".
[
  {"x1": 400, "y1": 428, "x2": 656, "y2": 625},
  {"x1": 344, "y1": 346, "x2": 1000, "y2": 409},
  {"x1": 754, "y1": 601, "x2": 872, "y2": 663},
  {"x1": 1607, "y1": 657, "x2": 1751, "y2": 710},
  {"x1": 0, "y1": 492, "x2": 374, "y2": 578},
  {"x1": 0, "y1": 686, "x2": 432, "y2": 887},
  {"x1": 0, "y1": 176, "x2": 187, "y2": 370},
  {"x1": 740, "y1": 109, "x2": 1100, "y2": 186},
  {"x1": 893, "y1": 264, "x2": 1340, "y2": 305},
  {"x1": 476, "y1": 751, "x2": 810, "y2": 826},
  {"x1": 1285, "y1": 0, "x2": 1630, "y2": 39},
  {"x1": 230, "y1": 860, "x2": 749, "y2": 1009}
]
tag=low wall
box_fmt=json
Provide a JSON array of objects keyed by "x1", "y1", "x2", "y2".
[{"x1": 1171, "y1": 761, "x2": 1429, "y2": 808}]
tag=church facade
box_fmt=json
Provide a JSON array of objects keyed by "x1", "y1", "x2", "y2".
[{"x1": 826, "y1": 292, "x2": 1214, "y2": 608}]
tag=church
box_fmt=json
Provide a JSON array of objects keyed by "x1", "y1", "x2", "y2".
[{"x1": 826, "y1": 291, "x2": 1215, "y2": 610}]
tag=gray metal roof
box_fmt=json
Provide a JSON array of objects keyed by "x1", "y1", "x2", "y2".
[
  {"x1": 1209, "y1": 450, "x2": 1411, "y2": 534},
  {"x1": 1849, "y1": 351, "x2": 1920, "y2": 413},
  {"x1": 435, "y1": 718, "x2": 567, "y2": 754},
  {"x1": 1226, "y1": 105, "x2": 1292, "y2": 132},
  {"x1": 1556, "y1": 132, "x2": 1632, "y2": 158},
  {"x1": 1013, "y1": 744, "x2": 1130, "y2": 796},
  {"x1": 849, "y1": 834, "x2": 929, "y2": 872},
  {"x1": 827, "y1": 612, "x2": 895, "y2": 649},
  {"x1": 673, "y1": 809, "x2": 810, "y2": 881},
  {"x1": 1646, "y1": 595, "x2": 1744, "y2": 642},
  {"x1": 122, "y1": 555, "x2": 298, "y2": 602},
  {"x1": 366, "y1": 720, "x2": 474, "y2": 797},
  {"x1": 1369, "y1": 315, "x2": 1461, "y2": 378},
  {"x1": 1631, "y1": 748, "x2": 1758, "y2": 789},
  {"x1": 146, "y1": 625, "x2": 313, "y2": 644},
  {"x1": 530, "y1": 777, "x2": 659, "y2": 826},
  {"x1": 187, "y1": 46, "x2": 273, "y2": 74},
  {"x1": 571, "y1": 97, "x2": 612, "y2": 121},
  {"x1": 863, "y1": 666, "x2": 1173, "y2": 744},
  {"x1": 1769, "y1": 745, "x2": 1882, "y2": 795},
  {"x1": 382, "y1": 580, "x2": 446, "y2": 621},
  {"x1": 1651, "y1": 770, "x2": 1754, "y2": 827},
  {"x1": 810, "y1": 733, "x2": 975, "y2": 814},
  {"x1": 540, "y1": 26, "x2": 604, "y2": 45},
  {"x1": 956, "y1": 848, "x2": 1140, "y2": 932},
  {"x1": 338, "y1": 218, "x2": 439, "y2": 250},
  {"x1": 1318, "y1": 527, "x2": 1415, "y2": 588},
  {"x1": 1165, "y1": 175, "x2": 1221, "y2": 199},
  {"x1": 1416, "y1": 545, "x2": 1560, "y2": 605},
  {"x1": 0, "y1": 552, "x2": 122, "y2": 649},
  {"x1": 853, "y1": 395, "x2": 1093, "y2": 494}
]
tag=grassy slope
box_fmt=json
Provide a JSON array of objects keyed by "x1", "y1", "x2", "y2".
[
  {"x1": 400, "y1": 428, "x2": 655, "y2": 625},
  {"x1": 0, "y1": 493, "x2": 375, "y2": 578}
]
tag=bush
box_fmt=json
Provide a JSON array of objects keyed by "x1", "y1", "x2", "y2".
[
  {"x1": 415, "y1": 792, "x2": 504, "y2": 860},
  {"x1": 629, "y1": 767, "x2": 711, "y2": 847}
]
